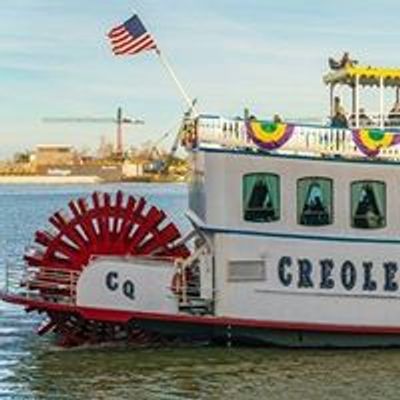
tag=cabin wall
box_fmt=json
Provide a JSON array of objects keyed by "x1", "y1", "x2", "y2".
[
  {"x1": 213, "y1": 233, "x2": 400, "y2": 327},
  {"x1": 200, "y1": 150, "x2": 400, "y2": 239},
  {"x1": 188, "y1": 152, "x2": 207, "y2": 221},
  {"x1": 199, "y1": 149, "x2": 400, "y2": 326}
]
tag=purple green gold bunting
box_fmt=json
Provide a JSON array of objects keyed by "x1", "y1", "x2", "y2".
[
  {"x1": 352, "y1": 128, "x2": 400, "y2": 157},
  {"x1": 246, "y1": 120, "x2": 295, "y2": 150}
]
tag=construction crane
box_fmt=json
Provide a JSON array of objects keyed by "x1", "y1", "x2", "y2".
[{"x1": 42, "y1": 107, "x2": 144, "y2": 157}]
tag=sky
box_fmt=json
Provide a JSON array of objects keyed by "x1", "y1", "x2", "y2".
[{"x1": 1, "y1": 0, "x2": 400, "y2": 158}]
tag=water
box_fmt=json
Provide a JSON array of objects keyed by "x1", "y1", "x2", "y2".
[{"x1": 1, "y1": 183, "x2": 400, "y2": 399}]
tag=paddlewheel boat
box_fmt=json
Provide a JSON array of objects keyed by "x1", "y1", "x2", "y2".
[{"x1": 4, "y1": 62, "x2": 400, "y2": 347}]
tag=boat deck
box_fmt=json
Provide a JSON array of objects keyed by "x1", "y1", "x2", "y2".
[{"x1": 190, "y1": 116, "x2": 400, "y2": 161}]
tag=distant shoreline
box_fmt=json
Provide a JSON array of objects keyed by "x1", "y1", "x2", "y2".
[{"x1": 0, "y1": 175, "x2": 103, "y2": 184}]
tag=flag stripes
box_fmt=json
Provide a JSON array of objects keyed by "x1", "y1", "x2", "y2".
[{"x1": 107, "y1": 15, "x2": 157, "y2": 56}]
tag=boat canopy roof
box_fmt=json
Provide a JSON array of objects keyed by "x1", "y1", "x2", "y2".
[{"x1": 323, "y1": 64, "x2": 400, "y2": 87}]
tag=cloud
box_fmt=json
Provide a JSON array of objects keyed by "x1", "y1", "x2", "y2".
[{"x1": 1, "y1": 0, "x2": 400, "y2": 158}]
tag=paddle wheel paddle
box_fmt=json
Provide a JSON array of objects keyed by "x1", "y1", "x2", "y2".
[{"x1": 19, "y1": 191, "x2": 191, "y2": 347}]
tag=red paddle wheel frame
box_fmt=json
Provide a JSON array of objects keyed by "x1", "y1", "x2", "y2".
[{"x1": 21, "y1": 191, "x2": 191, "y2": 347}]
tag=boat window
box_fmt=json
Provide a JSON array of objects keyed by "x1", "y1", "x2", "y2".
[
  {"x1": 298, "y1": 177, "x2": 333, "y2": 226},
  {"x1": 351, "y1": 181, "x2": 386, "y2": 229},
  {"x1": 243, "y1": 173, "x2": 280, "y2": 223}
]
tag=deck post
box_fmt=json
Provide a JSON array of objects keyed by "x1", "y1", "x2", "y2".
[
  {"x1": 355, "y1": 75, "x2": 360, "y2": 128},
  {"x1": 352, "y1": 83, "x2": 356, "y2": 116},
  {"x1": 330, "y1": 83, "x2": 334, "y2": 118},
  {"x1": 379, "y1": 76, "x2": 384, "y2": 129}
]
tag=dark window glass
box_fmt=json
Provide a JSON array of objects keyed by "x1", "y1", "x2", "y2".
[
  {"x1": 298, "y1": 177, "x2": 333, "y2": 226},
  {"x1": 351, "y1": 181, "x2": 386, "y2": 229},
  {"x1": 243, "y1": 173, "x2": 280, "y2": 222}
]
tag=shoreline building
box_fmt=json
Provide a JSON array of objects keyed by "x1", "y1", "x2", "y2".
[{"x1": 33, "y1": 144, "x2": 76, "y2": 168}]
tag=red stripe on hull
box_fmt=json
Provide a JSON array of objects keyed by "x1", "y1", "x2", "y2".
[{"x1": 4, "y1": 291, "x2": 400, "y2": 336}]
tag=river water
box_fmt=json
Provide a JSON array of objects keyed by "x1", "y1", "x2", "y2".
[{"x1": 1, "y1": 183, "x2": 400, "y2": 399}]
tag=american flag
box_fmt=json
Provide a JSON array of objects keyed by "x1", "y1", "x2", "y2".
[{"x1": 107, "y1": 15, "x2": 157, "y2": 56}]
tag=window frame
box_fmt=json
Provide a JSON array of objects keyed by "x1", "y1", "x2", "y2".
[
  {"x1": 297, "y1": 176, "x2": 334, "y2": 227},
  {"x1": 242, "y1": 172, "x2": 281, "y2": 223},
  {"x1": 350, "y1": 179, "x2": 387, "y2": 230}
]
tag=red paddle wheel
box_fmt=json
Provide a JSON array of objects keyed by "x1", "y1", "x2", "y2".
[{"x1": 22, "y1": 191, "x2": 191, "y2": 347}]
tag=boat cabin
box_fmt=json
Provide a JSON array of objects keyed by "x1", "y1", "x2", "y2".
[
  {"x1": 181, "y1": 60, "x2": 400, "y2": 336},
  {"x1": 184, "y1": 62, "x2": 400, "y2": 241}
]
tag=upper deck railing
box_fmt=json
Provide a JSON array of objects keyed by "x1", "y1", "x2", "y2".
[
  {"x1": 1, "y1": 261, "x2": 79, "y2": 306},
  {"x1": 347, "y1": 113, "x2": 400, "y2": 129},
  {"x1": 184, "y1": 115, "x2": 400, "y2": 161}
]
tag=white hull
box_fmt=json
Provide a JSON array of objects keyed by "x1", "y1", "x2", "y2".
[{"x1": 211, "y1": 231, "x2": 400, "y2": 328}]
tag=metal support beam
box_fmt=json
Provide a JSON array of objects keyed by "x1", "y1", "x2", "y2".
[
  {"x1": 355, "y1": 75, "x2": 360, "y2": 128},
  {"x1": 379, "y1": 76, "x2": 384, "y2": 129},
  {"x1": 352, "y1": 83, "x2": 356, "y2": 115}
]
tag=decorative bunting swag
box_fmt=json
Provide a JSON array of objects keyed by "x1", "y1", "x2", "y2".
[{"x1": 246, "y1": 120, "x2": 295, "y2": 151}]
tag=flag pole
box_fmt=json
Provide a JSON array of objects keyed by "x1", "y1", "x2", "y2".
[{"x1": 155, "y1": 48, "x2": 198, "y2": 115}]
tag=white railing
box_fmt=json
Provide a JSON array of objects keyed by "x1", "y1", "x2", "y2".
[
  {"x1": 348, "y1": 113, "x2": 400, "y2": 129},
  {"x1": 173, "y1": 242, "x2": 213, "y2": 312},
  {"x1": 2, "y1": 261, "x2": 25, "y2": 295},
  {"x1": 1, "y1": 262, "x2": 80, "y2": 306},
  {"x1": 192, "y1": 118, "x2": 400, "y2": 160}
]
